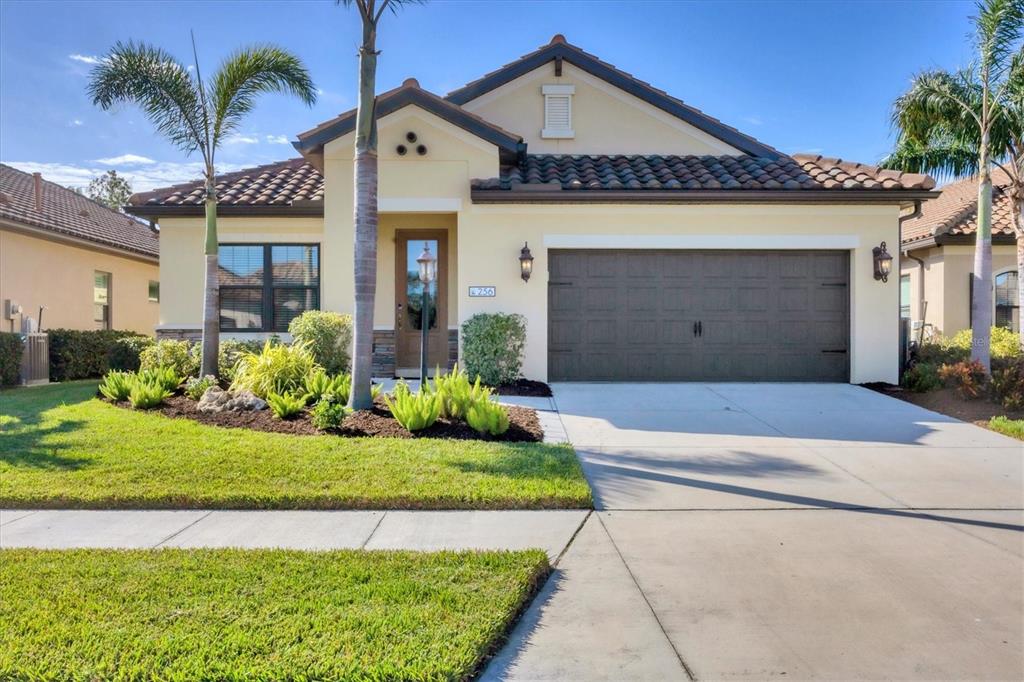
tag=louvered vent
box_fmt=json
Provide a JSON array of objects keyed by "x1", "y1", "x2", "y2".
[{"x1": 542, "y1": 84, "x2": 575, "y2": 139}]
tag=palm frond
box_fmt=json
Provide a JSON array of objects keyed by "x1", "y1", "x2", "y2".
[
  {"x1": 973, "y1": 0, "x2": 1024, "y2": 77},
  {"x1": 892, "y1": 69, "x2": 983, "y2": 139},
  {"x1": 880, "y1": 139, "x2": 980, "y2": 180},
  {"x1": 209, "y1": 45, "x2": 317, "y2": 149},
  {"x1": 87, "y1": 41, "x2": 206, "y2": 157}
]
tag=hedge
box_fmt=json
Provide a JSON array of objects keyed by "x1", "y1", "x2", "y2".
[
  {"x1": 47, "y1": 329, "x2": 149, "y2": 382},
  {"x1": 461, "y1": 313, "x2": 527, "y2": 386},
  {"x1": 0, "y1": 332, "x2": 23, "y2": 386}
]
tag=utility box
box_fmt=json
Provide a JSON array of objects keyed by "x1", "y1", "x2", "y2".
[{"x1": 20, "y1": 333, "x2": 49, "y2": 386}]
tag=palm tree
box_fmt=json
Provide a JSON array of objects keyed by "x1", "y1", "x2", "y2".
[
  {"x1": 88, "y1": 39, "x2": 317, "y2": 377},
  {"x1": 339, "y1": 0, "x2": 420, "y2": 409},
  {"x1": 884, "y1": 0, "x2": 1024, "y2": 368}
]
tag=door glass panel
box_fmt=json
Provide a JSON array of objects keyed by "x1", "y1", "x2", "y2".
[{"x1": 406, "y1": 239, "x2": 438, "y2": 331}]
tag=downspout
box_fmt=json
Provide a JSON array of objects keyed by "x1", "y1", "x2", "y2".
[{"x1": 899, "y1": 200, "x2": 925, "y2": 344}]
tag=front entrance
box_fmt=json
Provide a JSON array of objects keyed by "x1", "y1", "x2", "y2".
[{"x1": 395, "y1": 230, "x2": 448, "y2": 375}]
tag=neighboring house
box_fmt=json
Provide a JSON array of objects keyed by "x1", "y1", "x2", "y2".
[
  {"x1": 0, "y1": 164, "x2": 160, "y2": 334},
  {"x1": 127, "y1": 36, "x2": 936, "y2": 383},
  {"x1": 900, "y1": 170, "x2": 1019, "y2": 338}
]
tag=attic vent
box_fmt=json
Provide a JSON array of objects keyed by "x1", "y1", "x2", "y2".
[{"x1": 542, "y1": 84, "x2": 575, "y2": 139}]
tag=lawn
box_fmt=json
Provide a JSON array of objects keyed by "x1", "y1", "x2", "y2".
[
  {"x1": 0, "y1": 382, "x2": 591, "y2": 509},
  {"x1": 0, "y1": 547, "x2": 548, "y2": 681},
  {"x1": 989, "y1": 416, "x2": 1024, "y2": 440}
]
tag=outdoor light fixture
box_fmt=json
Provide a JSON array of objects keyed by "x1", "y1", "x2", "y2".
[
  {"x1": 872, "y1": 241, "x2": 893, "y2": 282},
  {"x1": 519, "y1": 242, "x2": 534, "y2": 282},
  {"x1": 416, "y1": 243, "x2": 437, "y2": 382}
]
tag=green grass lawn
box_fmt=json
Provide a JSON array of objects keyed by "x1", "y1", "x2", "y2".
[
  {"x1": 0, "y1": 547, "x2": 548, "y2": 681},
  {"x1": 0, "y1": 381, "x2": 591, "y2": 509},
  {"x1": 989, "y1": 416, "x2": 1024, "y2": 440}
]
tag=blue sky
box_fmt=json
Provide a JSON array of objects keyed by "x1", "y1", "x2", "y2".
[{"x1": 1, "y1": 0, "x2": 973, "y2": 192}]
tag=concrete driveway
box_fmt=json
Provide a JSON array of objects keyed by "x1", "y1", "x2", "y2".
[{"x1": 485, "y1": 383, "x2": 1023, "y2": 681}]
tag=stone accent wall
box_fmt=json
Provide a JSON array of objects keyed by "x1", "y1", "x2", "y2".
[
  {"x1": 372, "y1": 329, "x2": 396, "y2": 377},
  {"x1": 448, "y1": 329, "x2": 459, "y2": 368},
  {"x1": 156, "y1": 328, "x2": 201, "y2": 342}
]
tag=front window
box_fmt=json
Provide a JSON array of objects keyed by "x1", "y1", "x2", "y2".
[
  {"x1": 995, "y1": 271, "x2": 1019, "y2": 332},
  {"x1": 900, "y1": 274, "x2": 911, "y2": 319},
  {"x1": 219, "y1": 244, "x2": 319, "y2": 332},
  {"x1": 148, "y1": 280, "x2": 160, "y2": 302},
  {"x1": 94, "y1": 271, "x2": 111, "y2": 330}
]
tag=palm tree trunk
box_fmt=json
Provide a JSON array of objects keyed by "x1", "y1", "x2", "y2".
[
  {"x1": 201, "y1": 178, "x2": 220, "y2": 378},
  {"x1": 349, "y1": 19, "x2": 378, "y2": 410},
  {"x1": 972, "y1": 168, "x2": 993, "y2": 371},
  {"x1": 1017, "y1": 204, "x2": 1024, "y2": 351}
]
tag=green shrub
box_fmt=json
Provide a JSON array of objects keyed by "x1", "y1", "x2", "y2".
[
  {"x1": 921, "y1": 326, "x2": 1023, "y2": 366},
  {"x1": 385, "y1": 388, "x2": 441, "y2": 432},
  {"x1": 267, "y1": 391, "x2": 307, "y2": 420},
  {"x1": 304, "y1": 369, "x2": 351, "y2": 405},
  {"x1": 138, "y1": 366, "x2": 182, "y2": 393},
  {"x1": 231, "y1": 341, "x2": 319, "y2": 399},
  {"x1": 107, "y1": 336, "x2": 154, "y2": 372},
  {"x1": 432, "y1": 364, "x2": 491, "y2": 420},
  {"x1": 990, "y1": 358, "x2": 1024, "y2": 410},
  {"x1": 311, "y1": 395, "x2": 349, "y2": 430},
  {"x1": 901, "y1": 362, "x2": 942, "y2": 393},
  {"x1": 461, "y1": 313, "x2": 527, "y2": 386},
  {"x1": 184, "y1": 375, "x2": 218, "y2": 401},
  {"x1": 140, "y1": 340, "x2": 199, "y2": 378},
  {"x1": 47, "y1": 329, "x2": 143, "y2": 381},
  {"x1": 288, "y1": 311, "x2": 353, "y2": 375},
  {"x1": 127, "y1": 380, "x2": 171, "y2": 409},
  {"x1": 0, "y1": 332, "x2": 23, "y2": 386},
  {"x1": 466, "y1": 398, "x2": 510, "y2": 436},
  {"x1": 187, "y1": 338, "x2": 264, "y2": 382},
  {"x1": 98, "y1": 370, "x2": 135, "y2": 401}
]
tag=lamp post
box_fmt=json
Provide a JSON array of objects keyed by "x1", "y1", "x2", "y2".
[
  {"x1": 873, "y1": 241, "x2": 893, "y2": 282},
  {"x1": 416, "y1": 243, "x2": 437, "y2": 384}
]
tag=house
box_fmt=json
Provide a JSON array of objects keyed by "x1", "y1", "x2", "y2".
[
  {"x1": 126, "y1": 36, "x2": 937, "y2": 383},
  {"x1": 900, "y1": 170, "x2": 1019, "y2": 338},
  {"x1": 0, "y1": 164, "x2": 160, "y2": 334}
]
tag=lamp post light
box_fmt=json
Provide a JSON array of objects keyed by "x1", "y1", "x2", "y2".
[
  {"x1": 873, "y1": 241, "x2": 893, "y2": 282},
  {"x1": 519, "y1": 242, "x2": 534, "y2": 282},
  {"x1": 416, "y1": 243, "x2": 437, "y2": 384}
]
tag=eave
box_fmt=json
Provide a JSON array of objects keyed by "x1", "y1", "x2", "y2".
[{"x1": 471, "y1": 189, "x2": 941, "y2": 205}]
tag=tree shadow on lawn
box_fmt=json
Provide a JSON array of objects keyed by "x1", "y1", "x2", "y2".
[
  {"x1": 449, "y1": 444, "x2": 587, "y2": 482},
  {"x1": 1, "y1": 384, "x2": 97, "y2": 470}
]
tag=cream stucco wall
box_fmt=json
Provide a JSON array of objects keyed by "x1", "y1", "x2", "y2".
[{"x1": 0, "y1": 226, "x2": 159, "y2": 334}]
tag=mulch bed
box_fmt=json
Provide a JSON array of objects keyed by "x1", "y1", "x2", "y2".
[
  {"x1": 865, "y1": 383, "x2": 1024, "y2": 428},
  {"x1": 492, "y1": 379, "x2": 552, "y2": 397},
  {"x1": 114, "y1": 394, "x2": 544, "y2": 442}
]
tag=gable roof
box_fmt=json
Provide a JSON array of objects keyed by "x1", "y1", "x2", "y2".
[
  {"x1": 294, "y1": 79, "x2": 524, "y2": 164},
  {"x1": 445, "y1": 35, "x2": 782, "y2": 159},
  {"x1": 0, "y1": 163, "x2": 159, "y2": 259},
  {"x1": 902, "y1": 170, "x2": 1016, "y2": 247}
]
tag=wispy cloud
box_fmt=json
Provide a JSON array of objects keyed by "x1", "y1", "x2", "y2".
[
  {"x1": 94, "y1": 154, "x2": 156, "y2": 166},
  {"x1": 69, "y1": 54, "x2": 101, "y2": 65},
  {"x1": 265, "y1": 135, "x2": 290, "y2": 145},
  {"x1": 743, "y1": 115, "x2": 763, "y2": 126},
  {"x1": 69, "y1": 119, "x2": 84, "y2": 127},
  {"x1": 225, "y1": 134, "x2": 260, "y2": 145},
  {"x1": 3, "y1": 160, "x2": 250, "y2": 192}
]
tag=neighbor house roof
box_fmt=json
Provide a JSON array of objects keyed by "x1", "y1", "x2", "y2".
[
  {"x1": 0, "y1": 163, "x2": 159, "y2": 259},
  {"x1": 902, "y1": 169, "x2": 1017, "y2": 247}
]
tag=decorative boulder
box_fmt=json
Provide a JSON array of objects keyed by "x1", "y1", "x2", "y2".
[{"x1": 197, "y1": 386, "x2": 267, "y2": 413}]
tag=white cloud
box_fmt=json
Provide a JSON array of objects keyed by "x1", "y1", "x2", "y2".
[
  {"x1": 69, "y1": 54, "x2": 101, "y2": 65},
  {"x1": 69, "y1": 119, "x2": 84, "y2": 127},
  {"x1": 94, "y1": 154, "x2": 157, "y2": 166},
  {"x1": 743, "y1": 116, "x2": 763, "y2": 126},
  {"x1": 265, "y1": 135, "x2": 290, "y2": 145},
  {"x1": 3, "y1": 160, "x2": 250, "y2": 193},
  {"x1": 225, "y1": 134, "x2": 260, "y2": 145}
]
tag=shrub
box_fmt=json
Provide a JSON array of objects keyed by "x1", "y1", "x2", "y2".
[
  {"x1": 267, "y1": 392, "x2": 307, "y2": 420},
  {"x1": 289, "y1": 311, "x2": 353, "y2": 375},
  {"x1": 184, "y1": 375, "x2": 218, "y2": 401},
  {"x1": 939, "y1": 360, "x2": 987, "y2": 399},
  {"x1": 138, "y1": 366, "x2": 182, "y2": 393},
  {"x1": 385, "y1": 388, "x2": 441, "y2": 432},
  {"x1": 901, "y1": 362, "x2": 942, "y2": 393},
  {"x1": 461, "y1": 313, "x2": 527, "y2": 386},
  {"x1": 304, "y1": 369, "x2": 351, "y2": 405},
  {"x1": 140, "y1": 340, "x2": 199, "y2": 378},
  {"x1": 231, "y1": 341, "x2": 319, "y2": 399},
  {"x1": 465, "y1": 398, "x2": 510, "y2": 436},
  {"x1": 187, "y1": 338, "x2": 264, "y2": 382},
  {"x1": 98, "y1": 370, "x2": 134, "y2": 402},
  {"x1": 311, "y1": 395, "x2": 349, "y2": 430},
  {"x1": 432, "y1": 364, "x2": 491, "y2": 420},
  {"x1": 48, "y1": 329, "x2": 143, "y2": 381},
  {"x1": 128, "y1": 380, "x2": 171, "y2": 409},
  {"x1": 921, "y1": 326, "x2": 1023, "y2": 366},
  {"x1": 107, "y1": 336, "x2": 154, "y2": 372},
  {"x1": 990, "y1": 358, "x2": 1024, "y2": 410},
  {"x1": 0, "y1": 332, "x2": 23, "y2": 386}
]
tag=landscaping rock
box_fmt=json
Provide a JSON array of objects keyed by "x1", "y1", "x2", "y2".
[{"x1": 197, "y1": 386, "x2": 267, "y2": 413}]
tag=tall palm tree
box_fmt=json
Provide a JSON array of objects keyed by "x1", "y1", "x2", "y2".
[
  {"x1": 88, "y1": 39, "x2": 317, "y2": 377},
  {"x1": 339, "y1": 0, "x2": 420, "y2": 409},
  {"x1": 884, "y1": 0, "x2": 1024, "y2": 368}
]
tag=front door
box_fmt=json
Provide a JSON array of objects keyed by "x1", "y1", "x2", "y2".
[{"x1": 395, "y1": 230, "x2": 448, "y2": 375}]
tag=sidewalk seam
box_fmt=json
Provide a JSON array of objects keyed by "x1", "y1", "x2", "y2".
[
  {"x1": 551, "y1": 510, "x2": 591, "y2": 567},
  {"x1": 151, "y1": 511, "x2": 214, "y2": 548},
  {"x1": 0, "y1": 510, "x2": 39, "y2": 527},
  {"x1": 359, "y1": 512, "x2": 388, "y2": 549}
]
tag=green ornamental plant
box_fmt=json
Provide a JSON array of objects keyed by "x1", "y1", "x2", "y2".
[
  {"x1": 432, "y1": 364, "x2": 492, "y2": 420},
  {"x1": 311, "y1": 395, "x2": 349, "y2": 430},
  {"x1": 98, "y1": 370, "x2": 135, "y2": 402},
  {"x1": 107, "y1": 335, "x2": 154, "y2": 372},
  {"x1": 267, "y1": 391, "x2": 307, "y2": 420},
  {"x1": 385, "y1": 388, "x2": 441, "y2": 432},
  {"x1": 289, "y1": 310, "x2": 353, "y2": 375},
  {"x1": 139, "y1": 340, "x2": 199, "y2": 378},
  {"x1": 901, "y1": 362, "x2": 943, "y2": 393},
  {"x1": 460, "y1": 313, "x2": 527, "y2": 386},
  {"x1": 231, "y1": 341, "x2": 319, "y2": 399},
  {"x1": 0, "y1": 332, "x2": 24, "y2": 386},
  {"x1": 184, "y1": 375, "x2": 218, "y2": 401},
  {"x1": 465, "y1": 398, "x2": 510, "y2": 437},
  {"x1": 138, "y1": 366, "x2": 182, "y2": 393},
  {"x1": 304, "y1": 369, "x2": 352, "y2": 405},
  {"x1": 128, "y1": 380, "x2": 172, "y2": 409}
]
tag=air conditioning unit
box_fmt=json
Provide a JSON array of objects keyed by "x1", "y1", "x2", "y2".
[{"x1": 20, "y1": 333, "x2": 49, "y2": 386}]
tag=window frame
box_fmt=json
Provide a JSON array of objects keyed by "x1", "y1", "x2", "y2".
[
  {"x1": 93, "y1": 270, "x2": 112, "y2": 330},
  {"x1": 541, "y1": 84, "x2": 575, "y2": 139},
  {"x1": 899, "y1": 274, "x2": 911, "y2": 319},
  {"x1": 148, "y1": 280, "x2": 160, "y2": 303},
  {"x1": 218, "y1": 242, "x2": 321, "y2": 333},
  {"x1": 994, "y1": 269, "x2": 1019, "y2": 332}
]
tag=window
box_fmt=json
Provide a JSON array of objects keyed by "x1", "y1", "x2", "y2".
[
  {"x1": 995, "y1": 270, "x2": 1019, "y2": 332},
  {"x1": 219, "y1": 244, "x2": 319, "y2": 332},
  {"x1": 93, "y1": 271, "x2": 111, "y2": 330},
  {"x1": 148, "y1": 280, "x2": 160, "y2": 302},
  {"x1": 542, "y1": 84, "x2": 575, "y2": 139},
  {"x1": 900, "y1": 274, "x2": 911, "y2": 319}
]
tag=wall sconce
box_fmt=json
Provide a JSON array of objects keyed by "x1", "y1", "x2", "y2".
[
  {"x1": 873, "y1": 241, "x2": 893, "y2": 282},
  {"x1": 519, "y1": 242, "x2": 534, "y2": 282}
]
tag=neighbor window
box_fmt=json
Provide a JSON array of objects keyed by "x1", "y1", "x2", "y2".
[
  {"x1": 995, "y1": 270, "x2": 1019, "y2": 332},
  {"x1": 94, "y1": 271, "x2": 111, "y2": 330},
  {"x1": 148, "y1": 280, "x2": 160, "y2": 302},
  {"x1": 218, "y1": 244, "x2": 319, "y2": 332},
  {"x1": 900, "y1": 274, "x2": 911, "y2": 319},
  {"x1": 542, "y1": 84, "x2": 575, "y2": 139}
]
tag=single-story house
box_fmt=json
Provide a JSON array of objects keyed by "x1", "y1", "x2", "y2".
[
  {"x1": 0, "y1": 164, "x2": 160, "y2": 334},
  {"x1": 900, "y1": 170, "x2": 1020, "y2": 338},
  {"x1": 127, "y1": 35, "x2": 938, "y2": 384}
]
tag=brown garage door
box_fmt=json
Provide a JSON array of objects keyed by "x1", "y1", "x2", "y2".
[{"x1": 548, "y1": 250, "x2": 849, "y2": 381}]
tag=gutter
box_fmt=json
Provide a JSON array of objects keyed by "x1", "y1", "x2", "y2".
[
  {"x1": 899, "y1": 200, "x2": 926, "y2": 343},
  {"x1": 471, "y1": 189, "x2": 940, "y2": 205}
]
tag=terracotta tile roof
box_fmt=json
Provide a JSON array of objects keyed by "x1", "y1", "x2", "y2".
[
  {"x1": 472, "y1": 154, "x2": 936, "y2": 192},
  {"x1": 0, "y1": 163, "x2": 159, "y2": 258},
  {"x1": 901, "y1": 169, "x2": 1016, "y2": 245},
  {"x1": 129, "y1": 158, "x2": 323, "y2": 208}
]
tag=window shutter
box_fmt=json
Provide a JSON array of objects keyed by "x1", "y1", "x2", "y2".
[{"x1": 542, "y1": 84, "x2": 575, "y2": 138}]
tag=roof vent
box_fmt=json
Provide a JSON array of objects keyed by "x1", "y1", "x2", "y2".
[{"x1": 542, "y1": 84, "x2": 575, "y2": 139}]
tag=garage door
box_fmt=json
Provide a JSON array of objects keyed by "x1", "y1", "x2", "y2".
[{"x1": 548, "y1": 250, "x2": 849, "y2": 381}]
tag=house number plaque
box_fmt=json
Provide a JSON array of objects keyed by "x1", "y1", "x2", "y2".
[{"x1": 468, "y1": 286, "x2": 496, "y2": 297}]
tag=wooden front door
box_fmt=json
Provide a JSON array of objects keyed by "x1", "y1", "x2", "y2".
[{"x1": 395, "y1": 230, "x2": 448, "y2": 375}]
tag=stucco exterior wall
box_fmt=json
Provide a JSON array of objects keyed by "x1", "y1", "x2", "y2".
[{"x1": 0, "y1": 227, "x2": 159, "y2": 334}]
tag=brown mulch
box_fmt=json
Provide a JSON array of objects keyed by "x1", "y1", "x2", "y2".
[
  {"x1": 492, "y1": 379, "x2": 553, "y2": 397},
  {"x1": 116, "y1": 394, "x2": 543, "y2": 442},
  {"x1": 866, "y1": 384, "x2": 1024, "y2": 428}
]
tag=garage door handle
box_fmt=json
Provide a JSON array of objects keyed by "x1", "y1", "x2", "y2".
[
  {"x1": 698, "y1": 321, "x2": 703, "y2": 337},
  {"x1": 821, "y1": 349, "x2": 847, "y2": 354},
  {"x1": 693, "y1": 321, "x2": 698, "y2": 337}
]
